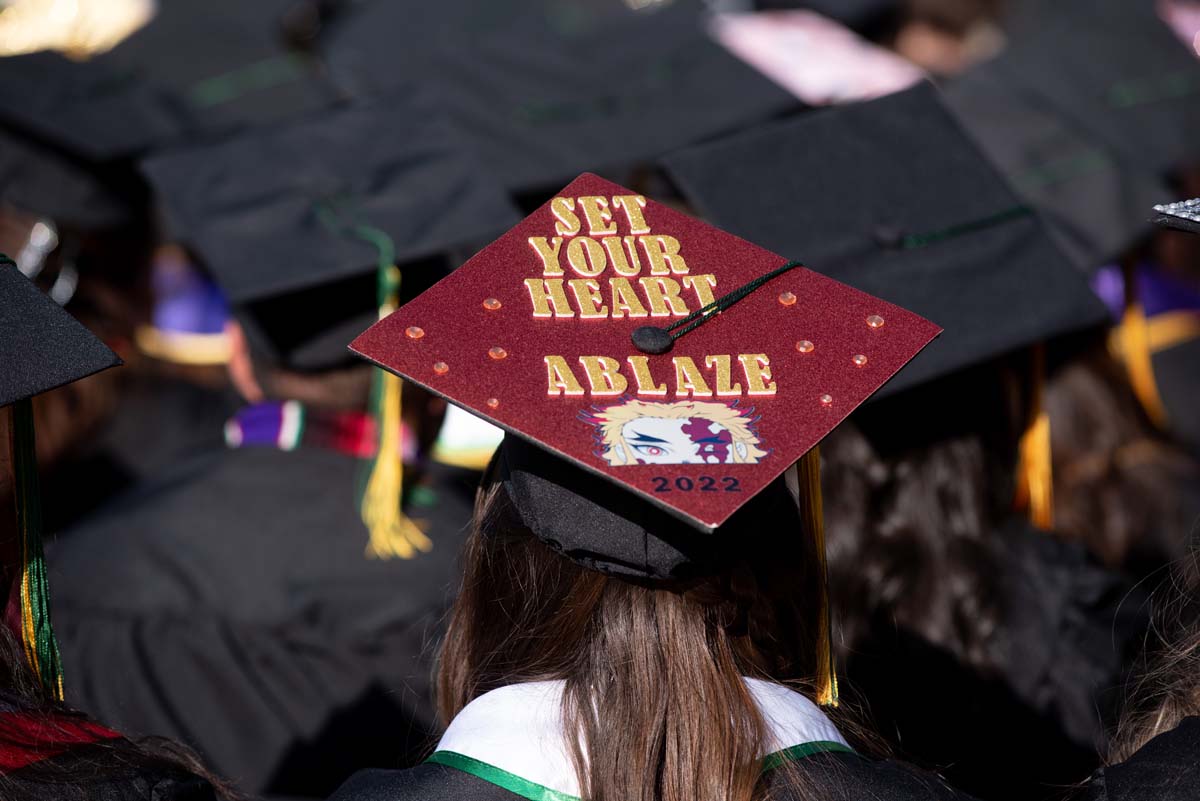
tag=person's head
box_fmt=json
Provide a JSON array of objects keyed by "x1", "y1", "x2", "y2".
[
  {"x1": 819, "y1": 367, "x2": 1015, "y2": 671},
  {"x1": 224, "y1": 318, "x2": 375, "y2": 411},
  {"x1": 892, "y1": 0, "x2": 1007, "y2": 75},
  {"x1": 354, "y1": 169, "x2": 940, "y2": 801},
  {"x1": 1046, "y1": 343, "x2": 1200, "y2": 575},
  {"x1": 437, "y1": 459, "x2": 829, "y2": 801}
]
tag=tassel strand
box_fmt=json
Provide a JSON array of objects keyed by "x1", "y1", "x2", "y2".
[{"x1": 796, "y1": 447, "x2": 838, "y2": 707}]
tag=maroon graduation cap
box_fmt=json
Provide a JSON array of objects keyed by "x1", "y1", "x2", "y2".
[{"x1": 351, "y1": 173, "x2": 940, "y2": 532}]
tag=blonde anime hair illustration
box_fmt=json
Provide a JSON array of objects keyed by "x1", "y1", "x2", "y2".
[{"x1": 582, "y1": 399, "x2": 769, "y2": 466}]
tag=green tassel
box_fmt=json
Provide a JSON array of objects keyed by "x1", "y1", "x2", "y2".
[
  {"x1": 314, "y1": 200, "x2": 428, "y2": 559},
  {"x1": 11, "y1": 398, "x2": 64, "y2": 700}
]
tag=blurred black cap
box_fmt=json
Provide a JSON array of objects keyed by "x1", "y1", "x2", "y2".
[
  {"x1": 662, "y1": 82, "x2": 1109, "y2": 396},
  {"x1": 321, "y1": 0, "x2": 798, "y2": 191},
  {"x1": 141, "y1": 99, "x2": 520, "y2": 370},
  {"x1": 946, "y1": 60, "x2": 1170, "y2": 271},
  {"x1": 0, "y1": 0, "x2": 339, "y2": 162},
  {"x1": 0, "y1": 126, "x2": 143, "y2": 228},
  {"x1": 1, "y1": 259, "x2": 121, "y2": 408},
  {"x1": 998, "y1": 0, "x2": 1200, "y2": 177},
  {"x1": 0, "y1": 50, "x2": 181, "y2": 162}
]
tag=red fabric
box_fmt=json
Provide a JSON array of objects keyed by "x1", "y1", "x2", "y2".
[
  {"x1": 0, "y1": 711, "x2": 122, "y2": 773},
  {"x1": 352, "y1": 173, "x2": 940, "y2": 530}
]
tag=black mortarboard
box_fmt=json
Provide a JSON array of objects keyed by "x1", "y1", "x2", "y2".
[
  {"x1": 996, "y1": 0, "x2": 1200, "y2": 178},
  {"x1": 2, "y1": 257, "x2": 121, "y2": 698},
  {"x1": 946, "y1": 59, "x2": 1170, "y2": 271},
  {"x1": 320, "y1": 0, "x2": 797, "y2": 191},
  {"x1": 662, "y1": 82, "x2": 1110, "y2": 397},
  {"x1": 1, "y1": 258, "x2": 121, "y2": 408},
  {"x1": 0, "y1": 125, "x2": 142, "y2": 229},
  {"x1": 352, "y1": 172, "x2": 939, "y2": 704},
  {"x1": 141, "y1": 99, "x2": 521, "y2": 370},
  {"x1": 0, "y1": 50, "x2": 181, "y2": 162},
  {"x1": 100, "y1": 0, "x2": 339, "y2": 140},
  {"x1": 0, "y1": 0, "x2": 338, "y2": 163}
]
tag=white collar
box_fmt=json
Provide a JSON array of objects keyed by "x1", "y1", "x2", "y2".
[{"x1": 432, "y1": 678, "x2": 848, "y2": 800}]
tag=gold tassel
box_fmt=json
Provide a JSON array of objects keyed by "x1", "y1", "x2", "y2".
[
  {"x1": 1112, "y1": 260, "x2": 1169, "y2": 429},
  {"x1": 796, "y1": 447, "x2": 838, "y2": 707},
  {"x1": 359, "y1": 264, "x2": 431, "y2": 561},
  {"x1": 1142, "y1": 310, "x2": 1200, "y2": 354},
  {"x1": 1014, "y1": 344, "x2": 1054, "y2": 531},
  {"x1": 360, "y1": 370, "x2": 432, "y2": 560}
]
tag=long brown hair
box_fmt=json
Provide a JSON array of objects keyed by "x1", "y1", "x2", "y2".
[
  {"x1": 437, "y1": 478, "x2": 831, "y2": 801},
  {"x1": 1109, "y1": 547, "x2": 1200, "y2": 763},
  {"x1": 1046, "y1": 345, "x2": 1200, "y2": 576}
]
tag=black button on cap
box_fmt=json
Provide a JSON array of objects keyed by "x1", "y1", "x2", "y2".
[
  {"x1": 632, "y1": 326, "x2": 673, "y2": 355},
  {"x1": 873, "y1": 223, "x2": 905, "y2": 249}
]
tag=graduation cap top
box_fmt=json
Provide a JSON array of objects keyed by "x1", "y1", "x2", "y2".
[
  {"x1": 142, "y1": 100, "x2": 520, "y2": 370},
  {"x1": 663, "y1": 83, "x2": 1109, "y2": 396},
  {"x1": 0, "y1": 125, "x2": 143, "y2": 229},
  {"x1": 320, "y1": 0, "x2": 796, "y2": 191},
  {"x1": 0, "y1": 0, "x2": 339, "y2": 163},
  {"x1": 946, "y1": 56, "x2": 1170, "y2": 271},
  {"x1": 2, "y1": 256, "x2": 120, "y2": 699},
  {"x1": 998, "y1": 0, "x2": 1200, "y2": 178},
  {"x1": 1, "y1": 258, "x2": 121, "y2": 408},
  {"x1": 351, "y1": 173, "x2": 939, "y2": 568}
]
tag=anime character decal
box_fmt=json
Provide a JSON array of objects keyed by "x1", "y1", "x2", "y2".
[{"x1": 582, "y1": 399, "x2": 768, "y2": 466}]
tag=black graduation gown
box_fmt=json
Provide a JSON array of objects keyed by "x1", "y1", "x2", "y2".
[
  {"x1": 328, "y1": 751, "x2": 983, "y2": 801},
  {"x1": 46, "y1": 445, "x2": 475, "y2": 799},
  {"x1": 41, "y1": 374, "x2": 239, "y2": 534},
  {"x1": 1082, "y1": 717, "x2": 1200, "y2": 801},
  {"x1": 843, "y1": 521, "x2": 1148, "y2": 801}
]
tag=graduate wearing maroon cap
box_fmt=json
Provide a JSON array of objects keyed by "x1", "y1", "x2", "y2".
[{"x1": 322, "y1": 174, "x2": 999, "y2": 801}]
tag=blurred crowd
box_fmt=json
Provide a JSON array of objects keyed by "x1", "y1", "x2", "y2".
[{"x1": 1, "y1": 0, "x2": 1200, "y2": 800}]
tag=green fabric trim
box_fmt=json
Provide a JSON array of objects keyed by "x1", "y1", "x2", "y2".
[
  {"x1": 1015, "y1": 148, "x2": 1110, "y2": 191},
  {"x1": 427, "y1": 751, "x2": 580, "y2": 801},
  {"x1": 428, "y1": 740, "x2": 856, "y2": 800},
  {"x1": 11, "y1": 398, "x2": 64, "y2": 699},
  {"x1": 189, "y1": 54, "x2": 306, "y2": 108},
  {"x1": 1109, "y1": 70, "x2": 1200, "y2": 109},
  {"x1": 760, "y1": 741, "x2": 855, "y2": 773},
  {"x1": 291, "y1": 404, "x2": 307, "y2": 451},
  {"x1": 900, "y1": 205, "x2": 1032, "y2": 249}
]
